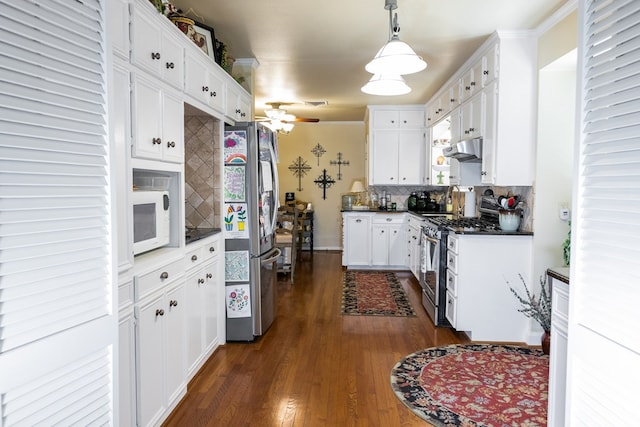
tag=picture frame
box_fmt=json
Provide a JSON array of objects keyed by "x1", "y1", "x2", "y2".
[{"x1": 191, "y1": 21, "x2": 216, "y2": 62}]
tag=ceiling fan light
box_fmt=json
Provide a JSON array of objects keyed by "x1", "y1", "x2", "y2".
[
  {"x1": 361, "y1": 74, "x2": 411, "y2": 96},
  {"x1": 264, "y1": 108, "x2": 285, "y2": 120},
  {"x1": 365, "y1": 38, "x2": 427, "y2": 75},
  {"x1": 281, "y1": 122, "x2": 295, "y2": 133}
]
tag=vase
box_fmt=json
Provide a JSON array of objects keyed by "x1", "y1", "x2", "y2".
[{"x1": 541, "y1": 331, "x2": 551, "y2": 355}]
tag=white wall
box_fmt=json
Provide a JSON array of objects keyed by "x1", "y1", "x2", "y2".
[{"x1": 533, "y1": 51, "x2": 576, "y2": 283}]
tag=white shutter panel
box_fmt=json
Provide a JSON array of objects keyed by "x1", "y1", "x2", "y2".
[
  {"x1": 569, "y1": 0, "x2": 640, "y2": 424},
  {"x1": 0, "y1": 0, "x2": 114, "y2": 424}
]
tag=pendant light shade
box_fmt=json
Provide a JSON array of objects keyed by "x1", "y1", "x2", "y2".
[
  {"x1": 361, "y1": 0, "x2": 426, "y2": 95},
  {"x1": 361, "y1": 74, "x2": 411, "y2": 96},
  {"x1": 365, "y1": 35, "x2": 427, "y2": 75}
]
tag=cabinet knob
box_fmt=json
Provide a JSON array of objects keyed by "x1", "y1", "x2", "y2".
[
  {"x1": 469, "y1": 127, "x2": 475, "y2": 132},
  {"x1": 169, "y1": 300, "x2": 178, "y2": 307},
  {"x1": 206, "y1": 273, "x2": 213, "y2": 279},
  {"x1": 450, "y1": 98, "x2": 455, "y2": 103},
  {"x1": 381, "y1": 230, "x2": 385, "y2": 234},
  {"x1": 483, "y1": 70, "x2": 489, "y2": 75},
  {"x1": 241, "y1": 112, "x2": 246, "y2": 117},
  {"x1": 167, "y1": 141, "x2": 176, "y2": 148},
  {"x1": 152, "y1": 137, "x2": 161, "y2": 145},
  {"x1": 390, "y1": 177, "x2": 394, "y2": 180},
  {"x1": 209, "y1": 246, "x2": 215, "y2": 252},
  {"x1": 402, "y1": 177, "x2": 406, "y2": 181},
  {"x1": 165, "y1": 62, "x2": 174, "y2": 69},
  {"x1": 210, "y1": 91, "x2": 217, "y2": 97},
  {"x1": 390, "y1": 120, "x2": 395, "y2": 123},
  {"x1": 481, "y1": 171, "x2": 487, "y2": 176},
  {"x1": 151, "y1": 52, "x2": 160, "y2": 60},
  {"x1": 448, "y1": 276, "x2": 453, "y2": 283},
  {"x1": 465, "y1": 86, "x2": 471, "y2": 91},
  {"x1": 470, "y1": 81, "x2": 476, "y2": 86},
  {"x1": 155, "y1": 308, "x2": 164, "y2": 316},
  {"x1": 355, "y1": 219, "x2": 362, "y2": 223},
  {"x1": 386, "y1": 218, "x2": 392, "y2": 222},
  {"x1": 191, "y1": 254, "x2": 198, "y2": 261},
  {"x1": 202, "y1": 86, "x2": 209, "y2": 92},
  {"x1": 160, "y1": 271, "x2": 169, "y2": 279},
  {"x1": 236, "y1": 109, "x2": 241, "y2": 114},
  {"x1": 198, "y1": 278, "x2": 205, "y2": 284}
]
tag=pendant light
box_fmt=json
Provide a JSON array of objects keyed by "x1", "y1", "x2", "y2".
[
  {"x1": 361, "y1": 74, "x2": 411, "y2": 96},
  {"x1": 365, "y1": 0, "x2": 426, "y2": 76}
]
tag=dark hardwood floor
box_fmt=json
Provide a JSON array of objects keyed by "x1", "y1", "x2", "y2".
[{"x1": 163, "y1": 251, "x2": 469, "y2": 427}]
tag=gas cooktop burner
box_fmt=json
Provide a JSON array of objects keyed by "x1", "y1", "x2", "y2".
[{"x1": 426, "y1": 216, "x2": 500, "y2": 232}]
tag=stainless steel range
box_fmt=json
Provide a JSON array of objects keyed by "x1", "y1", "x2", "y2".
[{"x1": 418, "y1": 196, "x2": 506, "y2": 326}]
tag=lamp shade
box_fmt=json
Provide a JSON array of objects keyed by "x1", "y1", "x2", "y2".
[
  {"x1": 365, "y1": 37, "x2": 427, "y2": 75},
  {"x1": 350, "y1": 180, "x2": 366, "y2": 193},
  {"x1": 361, "y1": 74, "x2": 411, "y2": 96}
]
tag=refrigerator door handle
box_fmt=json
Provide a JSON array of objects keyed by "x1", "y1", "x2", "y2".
[
  {"x1": 260, "y1": 247, "x2": 281, "y2": 264},
  {"x1": 269, "y1": 143, "x2": 280, "y2": 234}
]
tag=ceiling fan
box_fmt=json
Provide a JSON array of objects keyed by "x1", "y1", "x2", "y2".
[{"x1": 256, "y1": 102, "x2": 320, "y2": 134}]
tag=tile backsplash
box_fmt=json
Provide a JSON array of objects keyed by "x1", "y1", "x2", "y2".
[{"x1": 184, "y1": 114, "x2": 221, "y2": 229}]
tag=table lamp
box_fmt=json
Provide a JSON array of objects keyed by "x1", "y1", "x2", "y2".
[{"x1": 350, "y1": 180, "x2": 366, "y2": 206}]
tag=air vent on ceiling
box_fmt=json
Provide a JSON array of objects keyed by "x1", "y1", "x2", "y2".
[{"x1": 304, "y1": 101, "x2": 328, "y2": 107}]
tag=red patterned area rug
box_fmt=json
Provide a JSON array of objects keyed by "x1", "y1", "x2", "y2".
[
  {"x1": 391, "y1": 344, "x2": 549, "y2": 426},
  {"x1": 341, "y1": 271, "x2": 416, "y2": 317}
]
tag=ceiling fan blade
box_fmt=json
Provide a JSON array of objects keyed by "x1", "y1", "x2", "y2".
[{"x1": 292, "y1": 117, "x2": 320, "y2": 123}]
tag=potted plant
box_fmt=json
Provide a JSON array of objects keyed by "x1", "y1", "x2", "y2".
[{"x1": 508, "y1": 274, "x2": 552, "y2": 354}]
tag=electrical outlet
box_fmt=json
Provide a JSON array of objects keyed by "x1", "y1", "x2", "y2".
[{"x1": 559, "y1": 208, "x2": 570, "y2": 221}]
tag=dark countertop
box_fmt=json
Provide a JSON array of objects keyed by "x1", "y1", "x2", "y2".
[
  {"x1": 450, "y1": 228, "x2": 534, "y2": 236},
  {"x1": 185, "y1": 227, "x2": 221, "y2": 244},
  {"x1": 547, "y1": 267, "x2": 570, "y2": 284}
]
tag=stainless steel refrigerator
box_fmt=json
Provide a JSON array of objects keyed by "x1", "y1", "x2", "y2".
[{"x1": 223, "y1": 123, "x2": 280, "y2": 341}]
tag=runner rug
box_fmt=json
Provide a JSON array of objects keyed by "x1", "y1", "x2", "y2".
[
  {"x1": 391, "y1": 344, "x2": 549, "y2": 426},
  {"x1": 341, "y1": 271, "x2": 416, "y2": 317}
]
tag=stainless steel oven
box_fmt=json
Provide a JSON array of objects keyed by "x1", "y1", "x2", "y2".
[{"x1": 419, "y1": 223, "x2": 450, "y2": 326}]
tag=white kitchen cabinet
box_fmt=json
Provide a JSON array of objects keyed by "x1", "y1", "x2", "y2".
[
  {"x1": 184, "y1": 46, "x2": 226, "y2": 114},
  {"x1": 444, "y1": 233, "x2": 533, "y2": 342},
  {"x1": 342, "y1": 213, "x2": 372, "y2": 267},
  {"x1": 370, "y1": 130, "x2": 425, "y2": 185},
  {"x1": 226, "y1": 82, "x2": 252, "y2": 123},
  {"x1": 132, "y1": 71, "x2": 184, "y2": 163},
  {"x1": 425, "y1": 32, "x2": 536, "y2": 186},
  {"x1": 112, "y1": 60, "x2": 134, "y2": 271},
  {"x1": 130, "y1": 0, "x2": 184, "y2": 90},
  {"x1": 371, "y1": 215, "x2": 406, "y2": 267},
  {"x1": 185, "y1": 234, "x2": 222, "y2": 378},
  {"x1": 110, "y1": 0, "x2": 130, "y2": 60},
  {"x1": 406, "y1": 214, "x2": 425, "y2": 279},
  {"x1": 118, "y1": 279, "x2": 136, "y2": 427},
  {"x1": 136, "y1": 280, "x2": 186, "y2": 427},
  {"x1": 367, "y1": 106, "x2": 426, "y2": 185},
  {"x1": 459, "y1": 92, "x2": 484, "y2": 140},
  {"x1": 547, "y1": 269, "x2": 570, "y2": 427}
]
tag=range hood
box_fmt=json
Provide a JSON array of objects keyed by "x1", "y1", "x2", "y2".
[{"x1": 442, "y1": 137, "x2": 482, "y2": 162}]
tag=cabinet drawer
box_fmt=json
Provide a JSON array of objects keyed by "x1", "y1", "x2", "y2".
[
  {"x1": 446, "y1": 269, "x2": 458, "y2": 297},
  {"x1": 201, "y1": 237, "x2": 221, "y2": 262},
  {"x1": 446, "y1": 251, "x2": 458, "y2": 274},
  {"x1": 186, "y1": 246, "x2": 204, "y2": 270},
  {"x1": 447, "y1": 235, "x2": 458, "y2": 254},
  {"x1": 373, "y1": 214, "x2": 404, "y2": 225},
  {"x1": 445, "y1": 290, "x2": 457, "y2": 327},
  {"x1": 135, "y1": 257, "x2": 185, "y2": 300}
]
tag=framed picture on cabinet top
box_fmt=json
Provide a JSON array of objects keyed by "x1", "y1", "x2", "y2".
[{"x1": 191, "y1": 21, "x2": 216, "y2": 62}]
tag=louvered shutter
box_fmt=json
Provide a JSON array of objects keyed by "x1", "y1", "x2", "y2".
[
  {"x1": 0, "y1": 0, "x2": 114, "y2": 424},
  {"x1": 568, "y1": 0, "x2": 640, "y2": 424}
]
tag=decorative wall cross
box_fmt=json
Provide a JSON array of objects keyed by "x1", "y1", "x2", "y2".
[
  {"x1": 313, "y1": 169, "x2": 336, "y2": 200},
  {"x1": 311, "y1": 143, "x2": 326, "y2": 166},
  {"x1": 329, "y1": 152, "x2": 350, "y2": 180},
  {"x1": 288, "y1": 156, "x2": 312, "y2": 191}
]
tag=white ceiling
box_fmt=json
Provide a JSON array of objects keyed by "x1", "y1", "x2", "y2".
[{"x1": 170, "y1": 0, "x2": 567, "y2": 122}]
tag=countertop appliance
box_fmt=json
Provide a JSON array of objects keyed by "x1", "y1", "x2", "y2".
[
  {"x1": 224, "y1": 123, "x2": 281, "y2": 341},
  {"x1": 132, "y1": 190, "x2": 170, "y2": 255}
]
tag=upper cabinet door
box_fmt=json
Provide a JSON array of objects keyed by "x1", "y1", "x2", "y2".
[{"x1": 131, "y1": 2, "x2": 184, "y2": 89}]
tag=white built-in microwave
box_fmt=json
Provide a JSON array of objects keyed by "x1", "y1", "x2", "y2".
[{"x1": 132, "y1": 190, "x2": 170, "y2": 255}]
